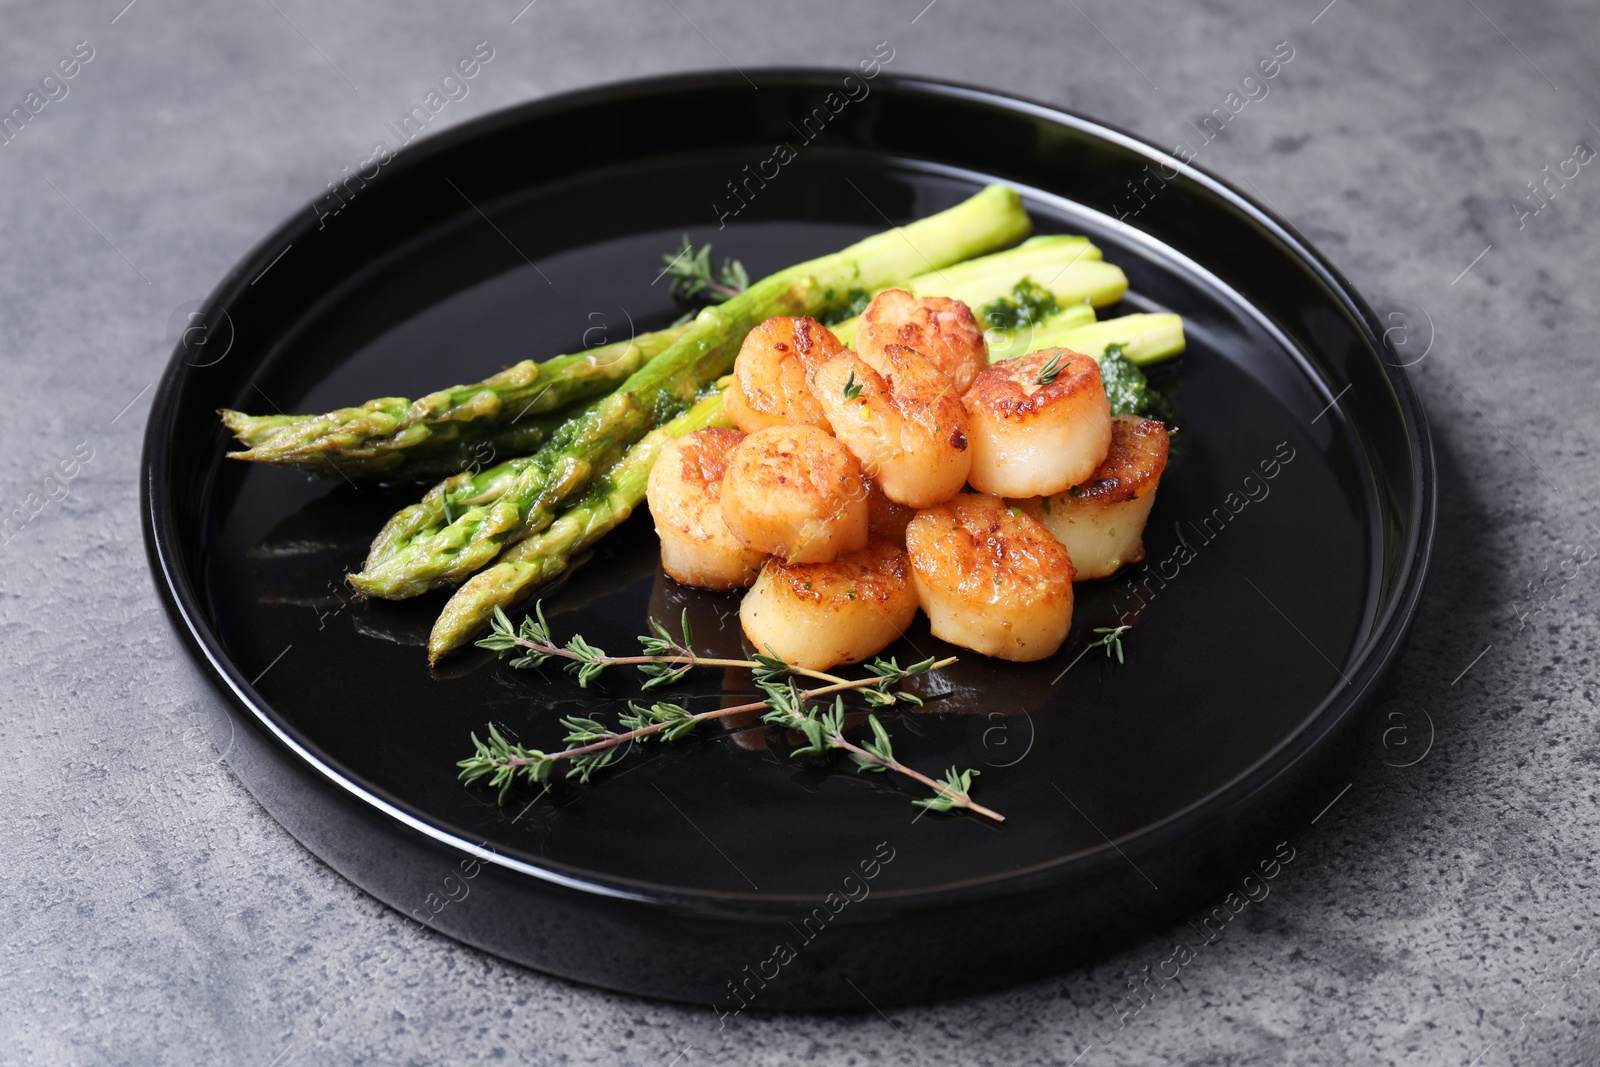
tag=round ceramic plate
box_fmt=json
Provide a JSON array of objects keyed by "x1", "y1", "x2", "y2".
[{"x1": 143, "y1": 70, "x2": 1434, "y2": 1008}]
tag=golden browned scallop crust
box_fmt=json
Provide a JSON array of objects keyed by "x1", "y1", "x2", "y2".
[
  {"x1": 723, "y1": 315, "x2": 846, "y2": 432},
  {"x1": 962, "y1": 347, "x2": 1112, "y2": 498},
  {"x1": 905, "y1": 493, "x2": 1075, "y2": 661},
  {"x1": 1010, "y1": 415, "x2": 1170, "y2": 581},
  {"x1": 740, "y1": 538, "x2": 918, "y2": 670},
  {"x1": 719, "y1": 423, "x2": 869, "y2": 564},
  {"x1": 856, "y1": 289, "x2": 988, "y2": 394},
  {"x1": 812, "y1": 344, "x2": 972, "y2": 508},
  {"x1": 647, "y1": 428, "x2": 768, "y2": 590},
  {"x1": 672, "y1": 426, "x2": 744, "y2": 496},
  {"x1": 1069, "y1": 415, "x2": 1170, "y2": 504},
  {"x1": 760, "y1": 537, "x2": 912, "y2": 606},
  {"x1": 962, "y1": 348, "x2": 1101, "y2": 420}
]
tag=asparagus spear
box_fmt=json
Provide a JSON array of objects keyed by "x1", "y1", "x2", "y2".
[
  {"x1": 350, "y1": 184, "x2": 1032, "y2": 599},
  {"x1": 219, "y1": 327, "x2": 691, "y2": 477},
  {"x1": 1006, "y1": 312, "x2": 1187, "y2": 366},
  {"x1": 226, "y1": 232, "x2": 1096, "y2": 479},
  {"x1": 427, "y1": 392, "x2": 730, "y2": 661},
  {"x1": 983, "y1": 304, "x2": 1097, "y2": 362},
  {"x1": 914, "y1": 233, "x2": 1101, "y2": 287},
  {"x1": 953, "y1": 260, "x2": 1126, "y2": 313},
  {"x1": 232, "y1": 411, "x2": 566, "y2": 480},
  {"x1": 829, "y1": 246, "x2": 1122, "y2": 345},
  {"x1": 356, "y1": 396, "x2": 609, "y2": 568}
]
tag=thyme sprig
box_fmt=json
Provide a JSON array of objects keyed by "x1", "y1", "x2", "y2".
[
  {"x1": 1090, "y1": 624, "x2": 1130, "y2": 663},
  {"x1": 661, "y1": 234, "x2": 750, "y2": 304},
  {"x1": 758, "y1": 680, "x2": 1001, "y2": 820},
  {"x1": 1036, "y1": 351, "x2": 1066, "y2": 386},
  {"x1": 476, "y1": 604, "x2": 896, "y2": 694},
  {"x1": 460, "y1": 604, "x2": 998, "y2": 819}
]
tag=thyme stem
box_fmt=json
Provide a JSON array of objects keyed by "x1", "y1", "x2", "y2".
[
  {"x1": 494, "y1": 632, "x2": 869, "y2": 694},
  {"x1": 824, "y1": 727, "x2": 1005, "y2": 823},
  {"x1": 539, "y1": 670, "x2": 948, "y2": 765}
]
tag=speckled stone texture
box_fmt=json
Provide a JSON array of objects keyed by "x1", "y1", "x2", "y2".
[{"x1": 1, "y1": 0, "x2": 1596, "y2": 1063}]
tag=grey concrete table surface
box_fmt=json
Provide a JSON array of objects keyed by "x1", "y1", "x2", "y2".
[{"x1": 1, "y1": 0, "x2": 1596, "y2": 1063}]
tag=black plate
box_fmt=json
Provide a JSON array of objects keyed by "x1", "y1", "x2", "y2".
[{"x1": 142, "y1": 70, "x2": 1433, "y2": 1008}]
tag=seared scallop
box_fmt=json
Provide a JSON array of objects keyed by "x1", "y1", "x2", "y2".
[
  {"x1": 962, "y1": 348, "x2": 1112, "y2": 498},
  {"x1": 719, "y1": 424, "x2": 869, "y2": 564},
  {"x1": 723, "y1": 315, "x2": 845, "y2": 433},
  {"x1": 1014, "y1": 415, "x2": 1170, "y2": 580},
  {"x1": 813, "y1": 344, "x2": 972, "y2": 509},
  {"x1": 854, "y1": 289, "x2": 989, "y2": 394},
  {"x1": 740, "y1": 538, "x2": 918, "y2": 670},
  {"x1": 905, "y1": 493, "x2": 1075, "y2": 661},
  {"x1": 646, "y1": 428, "x2": 768, "y2": 589}
]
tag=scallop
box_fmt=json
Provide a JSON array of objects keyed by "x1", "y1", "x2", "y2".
[
  {"x1": 1014, "y1": 415, "x2": 1170, "y2": 580},
  {"x1": 740, "y1": 539, "x2": 918, "y2": 670},
  {"x1": 719, "y1": 424, "x2": 869, "y2": 564},
  {"x1": 855, "y1": 289, "x2": 989, "y2": 394},
  {"x1": 646, "y1": 428, "x2": 768, "y2": 589},
  {"x1": 962, "y1": 347, "x2": 1112, "y2": 498},
  {"x1": 812, "y1": 344, "x2": 972, "y2": 509},
  {"x1": 723, "y1": 315, "x2": 845, "y2": 433},
  {"x1": 905, "y1": 493, "x2": 1075, "y2": 662}
]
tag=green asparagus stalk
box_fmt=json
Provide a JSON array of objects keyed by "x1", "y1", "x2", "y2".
[
  {"x1": 219, "y1": 327, "x2": 691, "y2": 477},
  {"x1": 428, "y1": 392, "x2": 730, "y2": 662},
  {"x1": 1005, "y1": 312, "x2": 1188, "y2": 366},
  {"x1": 222, "y1": 231, "x2": 1099, "y2": 479},
  {"x1": 943, "y1": 260, "x2": 1126, "y2": 312},
  {"x1": 350, "y1": 184, "x2": 1032, "y2": 599},
  {"x1": 912, "y1": 233, "x2": 1101, "y2": 288},
  {"x1": 233, "y1": 412, "x2": 567, "y2": 480},
  {"x1": 829, "y1": 242, "x2": 1122, "y2": 346},
  {"x1": 357, "y1": 396, "x2": 608, "y2": 568},
  {"x1": 983, "y1": 304, "x2": 1098, "y2": 362}
]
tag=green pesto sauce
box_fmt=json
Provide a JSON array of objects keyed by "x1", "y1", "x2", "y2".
[
  {"x1": 980, "y1": 277, "x2": 1059, "y2": 330},
  {"x1": 820, "y1": 288, "x2": 872, "y2": 326},
  {"x1": 1100, "y1": 343, "x2": 1171, "y2": 419}
]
